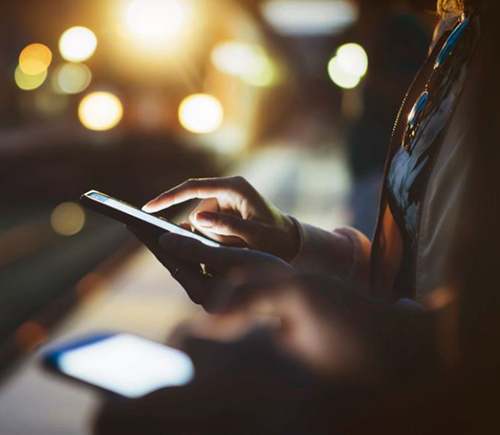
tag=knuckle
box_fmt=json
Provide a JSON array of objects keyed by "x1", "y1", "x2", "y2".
[
  {"x1": 232, "y1": 175, "x2": 246, "y2": 186},
  {"x1": 218, "y1": 217, "x2": 234, "y2": 232},
  {"x1": 231, "y1": 176, "x2": 250, "y2": 193}
]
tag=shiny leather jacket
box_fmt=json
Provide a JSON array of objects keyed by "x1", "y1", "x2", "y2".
[{"x1": 292, "y1": 16, "x2": 482, "y2": 304}]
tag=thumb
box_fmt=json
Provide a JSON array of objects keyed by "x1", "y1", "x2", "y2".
[
  {"x1": 194, "y1": 212, "x2": 261, "y2": 245},
  {"x1": 158, "y1": 233, "x2": 281, "y2": 271}
]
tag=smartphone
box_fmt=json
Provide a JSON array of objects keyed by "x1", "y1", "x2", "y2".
[
  {"x1": 43, "y1": 333, "x2": 195, "y2": 398},
  {"x1": 80, "y1": 190, "x2": 220, "y2": 248}
]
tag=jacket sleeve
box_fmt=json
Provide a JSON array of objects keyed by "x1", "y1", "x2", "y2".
[{"x1": 289, "y1": 218, "x2": 372, "y2": 291}]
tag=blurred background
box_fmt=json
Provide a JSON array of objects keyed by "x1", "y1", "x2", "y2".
[{"x1": 0, "y1": 0, "x2": 435, "y2": 433}]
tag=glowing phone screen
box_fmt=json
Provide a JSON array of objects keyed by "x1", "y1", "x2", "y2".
[
  {"x1": 56, "y1": 334, "x2": 195, "y2": 398},
  {"x1": 87, "y1": 191, "x2": 220, "y2": 248}
]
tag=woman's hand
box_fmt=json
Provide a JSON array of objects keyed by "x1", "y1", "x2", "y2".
[
  {"x1": 128, "y1": 226, "x2": 294, "y2": 311},
  {"x1": 142, "y1": 177, "x2": 300, "y2": 262},
  {"x1": 193, "y1": 275, "x2": 436, "y2": 382},
  {"x1": 189, "y1": 275, "x2": 367, "y2": 377}
]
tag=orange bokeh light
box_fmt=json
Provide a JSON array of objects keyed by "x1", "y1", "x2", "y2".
[{"x1": 19, "y1": 43, "x2": 52, "y2": 75}]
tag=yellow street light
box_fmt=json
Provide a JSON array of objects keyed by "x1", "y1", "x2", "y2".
[
  {"x1": 55, "y1": 63, "x2": 92, "y2": 94},
  {"x1": 78, "y1": 92, "x2": 124, "y2": 131},
  {"x1": 15, "y1": 65, "x2": 48, "y2": 91},
  {"x1": 327, "y1": 57, "x2": 361, "y2": 90},
  {"x1": 328, "y1": 43, "x2": 368, "y2": 90},
  {"x1": 179, "y1": 94, "x2": 224, "y2": 134},
  {"x1": 336, "y1": 43, "x2": 368, "y2": 78},
  {"x1": 124, "y1": 0, "x2": 188, "y2": 42},
  {"x1": 19, "y1": 43, "x2": 52, "y2": 75},
  {"x1": 211, "y1": 42, "x2": 278, "y2": 87},
  {"x1": 51, "y1": 203, "x2": 86, "y2": 236},
  {"x1": 59, "y1": 26, "x2": 98, "y2": 62}
]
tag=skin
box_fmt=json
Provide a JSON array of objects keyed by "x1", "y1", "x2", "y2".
[
  {"x1": 186, "y1": 277, "x2": 368, "y2": 378},
  {"x1": 128, "y1": 227, "x2": 294, "y2": 310},
  {"x1": 132, "y1": 175, "x2": 374, "y2": 373},
  {"x1": 131, "y1": 174, "x2": 379, "y2": 375},
  {"x1": 142, "y1": 176, "x2": 300, "y2": 262}
]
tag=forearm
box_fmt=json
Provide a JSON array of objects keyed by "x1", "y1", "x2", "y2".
[{"x1": 289, "y1": 218, "x2": 372, "y2": 291}]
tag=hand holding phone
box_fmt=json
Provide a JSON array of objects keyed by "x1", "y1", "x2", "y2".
[
  {"x1": 79, "y1": 191, "x2": 291, "y2": 311},
  {"x1": 80, "y1": 190, "x2": 220, "y2": 248}
]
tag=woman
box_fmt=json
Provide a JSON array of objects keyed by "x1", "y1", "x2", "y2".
[
  {"x1": 99, "y1": 0, "x2": 500, "y2": 431},
  {"x1": 137, "y1": 0, "x2": 484, "y2": 325}
]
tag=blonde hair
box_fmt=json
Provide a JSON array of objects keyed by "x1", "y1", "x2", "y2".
[{"x1": 437, "y1": 0, "x2": 482, "y2": 17}]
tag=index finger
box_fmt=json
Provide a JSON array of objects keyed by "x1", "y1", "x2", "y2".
[{"x1": 142, "y1": 178, "x2": 244, "y2": 213}]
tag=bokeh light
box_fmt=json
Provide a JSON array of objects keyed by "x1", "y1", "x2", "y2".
[
  {"x1": 211, "y1": 42, "x2": 261, "y2": 76},
  {"x1": 327, "y1": 57, "x2": 360, "y2": 90},
  {"x1": 78, "y1": 91, "x2": 124, "y2": 131},
  {"x1": 328, "y1": 43, "x2": 368, "y2": 90},
  {"x1": 261, "y1": 0, "x2": 359, "y2": 36},
  {"x1": 34, "y1": 90, "x2": 69, "y2": 117},
  {"x1": 336, "y1": 43, "x2": 368, "y2": 78},
  {"x1": 211, "y1": 42, "x2": 278, "y2": 87},
  {"x1": 208, "y1": 122, "x2": 248, "y2": 155},
  {"x1": 50, "y1": 202, "x2": 86, "y2": 236},
  {"x1": 19, "y1": 43, "x2": 52, "y2": 75},
  {"x1": 179, "y1": 94, "x2": 224, "y2": 134},
  {"x1": 59, "y1": 26, "x2": 98, "y2": 62},
  {"x1": 14, "y1": 65, "x2": 48, "y2": 91},
  {"x1": 124, "y1": 0, "x2": 188, "y2": 41},
  {"x1": 55, "y1": 63, "x2": 92, "y2": 94}
]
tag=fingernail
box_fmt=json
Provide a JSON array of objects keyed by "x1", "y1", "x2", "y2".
[
  {"x1": 196, "y1": 212, "x2": 214, "y2": 227},
  {"x1": 142, "y1": 203, "x2": 154, "y2": 212}
]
